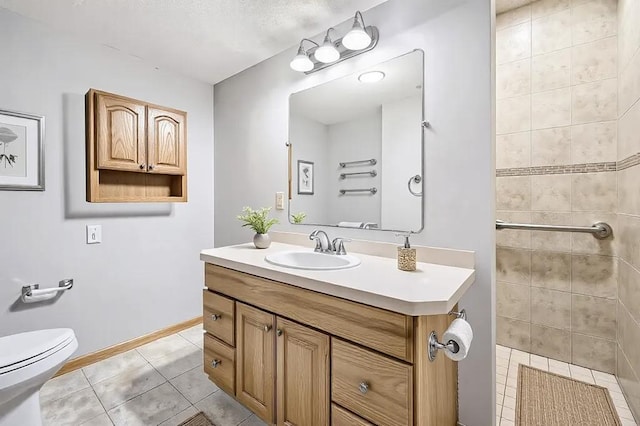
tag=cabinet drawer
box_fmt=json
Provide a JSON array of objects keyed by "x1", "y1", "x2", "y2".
[
  {"x1": 205, "y1": 264, "x2": 413, "y2": 362},
  {"x1": 203, "y1": 290, "x2": 235, "y2": 346},
  {"x1": 331, "y1": 404, "x2": 373, "y2": 426},
  {"x1": 332, "y1": 338, "x2": 413, "y2": 426},
  {"x1": 203, "y1": 334, "x2": 235, "y2": 395}
]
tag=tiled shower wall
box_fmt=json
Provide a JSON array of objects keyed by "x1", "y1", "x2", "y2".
[
  {"x1": 616, "y1": 0, "x2": 640, "y2": 418},
  {"x1": 495, "y1": 0, "x2": 619, "y2": 373}
]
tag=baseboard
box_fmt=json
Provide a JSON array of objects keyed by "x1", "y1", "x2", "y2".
[{"x1": 55, "y1": 316, "x2": 203, "y2": 377}]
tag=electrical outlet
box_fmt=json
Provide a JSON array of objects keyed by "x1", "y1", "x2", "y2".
[
  {"x1": 275, "y1": 192, "x2": 285, "y2": 210},
  {"x1": 86, "y1": 225, "x2": 102, "y2": 244}
]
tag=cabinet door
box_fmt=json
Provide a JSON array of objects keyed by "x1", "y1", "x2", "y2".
[
  {"x1": 147, "y1": 107, "x2": 186, "y2": 175},
  {"x1": 95, "y1": 93, "x2": 147, "y2": 172},
  {"x1": 236, "y1": 302, "x2": 275, "y2": 424},
  {"x1": 277, "y1": 318, "x2": 329, "y2": 426}
]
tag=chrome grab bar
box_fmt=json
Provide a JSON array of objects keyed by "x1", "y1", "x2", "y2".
[
  {"x1": 496, "y1": 220, "x2": 612, "y2": 240},
  {"x1": 21, "y1": 279, "x2": 74, "y2": 304},
  {"x1": 339, "y1": 188, "x2": 377, "y2": 195},
  {"x1": 339, "y1": 159, "x2": 377, "y2": 168},
  {"x1": 340, "y1": 171, "x2": 376, "y2": 179}
]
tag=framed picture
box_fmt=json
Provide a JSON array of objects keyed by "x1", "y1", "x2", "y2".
[
  {"x1": 0, "y1": 109, "x2": 45, "y2": 191},
  {"x1": 297, "y1": 160, "x2": 314, "y2": 195}
]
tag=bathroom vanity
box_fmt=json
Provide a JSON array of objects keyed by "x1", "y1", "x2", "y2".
[{"x1": 200, "y1": 239, "x2": 475, "y2": 426}]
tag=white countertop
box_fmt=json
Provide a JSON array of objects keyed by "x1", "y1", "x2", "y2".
[{"x1": 200, "y1": 242, "x2": 475, "y2": 316}]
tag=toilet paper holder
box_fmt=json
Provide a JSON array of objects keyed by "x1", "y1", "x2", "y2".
[{"x1": 428, "y1": 309, "x2": 466, "y2": 362}]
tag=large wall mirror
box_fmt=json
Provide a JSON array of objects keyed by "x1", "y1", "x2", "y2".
[{"x1": 288, "y1": 49, "x2": 424, "y2": 232}]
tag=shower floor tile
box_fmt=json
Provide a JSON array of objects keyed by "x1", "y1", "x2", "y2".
[{"x1": 496, "y1": 344, "x2": 639, "y2": 426}]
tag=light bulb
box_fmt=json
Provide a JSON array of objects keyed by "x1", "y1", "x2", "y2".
[
  {"x1": 314, "y1": 32, "x2": 339, "y2": 63},
  {"x1": 358, "y1": 71, "x2": 385, "y2": 83},
  {"x1": 342, "y1": 21, "x2": 371, "y2": 50},
  {"x1": 290, "y1": 52, "x2": 313, "y2": 72}
]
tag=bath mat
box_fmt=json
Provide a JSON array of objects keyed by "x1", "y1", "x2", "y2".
[
  {"x1": 179, "y1": 412, "x2": 216, "y2": 426},
  {"x1": 516, "y1": 364, "x2": 621, "y2": 426}
]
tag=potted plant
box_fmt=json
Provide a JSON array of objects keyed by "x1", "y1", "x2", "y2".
[
  {"x1": 291, "y1": 212, "x2": 306, "y2": 224},
  {"x1": 237, "y1": 206, "x2": 279, "y2": 249}
]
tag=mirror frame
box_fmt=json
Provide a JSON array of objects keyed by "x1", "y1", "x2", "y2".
[{"x1": 287, "y1": 49, "x2": 426, "y2": 234}]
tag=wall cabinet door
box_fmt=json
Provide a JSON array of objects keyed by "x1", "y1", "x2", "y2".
[
  {"x1": 236, "y1": 302, "x2": 275, "y2": 424},
  {"x1": 277, "y1": 318, "x2": 330, "y2": 426},
  {"x1": 147, "y1": 107, "x2": 186, "y2": 175},
  {"x1": 95, "y1": 93, "x2": 147, "y2": 172}
]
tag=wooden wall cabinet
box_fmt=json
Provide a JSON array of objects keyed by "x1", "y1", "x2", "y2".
[
  {"x1": 203, "y1": 264, "x2": 458, "y2": 426},
  {"x1": 86, "y1": 89, "x2": 187, "y2": 202}
]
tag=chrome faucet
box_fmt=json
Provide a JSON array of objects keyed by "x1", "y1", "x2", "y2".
[{"x1": 309, "y1": 230, "x2": 332, "y2": 253}]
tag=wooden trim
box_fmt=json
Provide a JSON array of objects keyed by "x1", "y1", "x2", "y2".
[{"x1": 55, "y1": 316, "x2": 202, "y2": 377}]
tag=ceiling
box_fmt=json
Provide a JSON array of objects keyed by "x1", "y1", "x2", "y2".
[
  {"x1": 495, "y1": 0, "x2": 533, "y2": 14},
  {"x1": 291, "y1": 50, "x2": 423, "y2": 125},
  {"x1": 0, "y1": 0, "x2": 388, "y2": 84}
]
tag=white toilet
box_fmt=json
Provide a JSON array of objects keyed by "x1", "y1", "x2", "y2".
[{"x1": 0, "y1": 329, "x2": 78, "y2": 426}]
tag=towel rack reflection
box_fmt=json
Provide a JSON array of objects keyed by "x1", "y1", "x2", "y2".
[
  {"x1": 340, "y1": 171, "x2": 376, "y2": 179},
  {"x1": 496, "y1": 220, "x2": 612, "y2": 239},
  {"x1": 339, "y1": 159, "x2": 377, "y2": 168},
  {"x1": 408, "y1": 175, "x2": 422, "y2": 197},
  {"x1": 339, "y1": 188, "x2": 377, "y2": 195}
]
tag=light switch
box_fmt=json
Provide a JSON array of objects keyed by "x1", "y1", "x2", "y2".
[
  {"x1": 275, "y1": 192, "x2": 285, "y2": 210},
  {"x1": 86, "y1": 225, "x2": 102, "y2": 244}
]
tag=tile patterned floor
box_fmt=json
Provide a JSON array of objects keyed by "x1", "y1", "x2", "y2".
[
  {"x1": 496, "y1": 345, "x2": 639, "y2": 426},
  {"x1": 42, "y1": 334, "x2": 640, "y2": 425},
  {"x1": 39, "y1": 325, "x2": 267, "y2": 426}
]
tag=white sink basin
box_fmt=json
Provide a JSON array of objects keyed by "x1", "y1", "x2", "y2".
[{"x1": 265, "y1": 250, "x2": 361, "y2": 271}]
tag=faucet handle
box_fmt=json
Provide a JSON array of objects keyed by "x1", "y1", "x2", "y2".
[{"x1": 332, "y1": 237, "x2": 351, "y2": 255}]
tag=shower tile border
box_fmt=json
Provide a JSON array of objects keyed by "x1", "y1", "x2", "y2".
[{"x1": 496, "y1": 152, "x2": 640, "y2": 177}]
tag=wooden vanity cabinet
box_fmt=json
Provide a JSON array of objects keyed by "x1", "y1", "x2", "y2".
[
  {"x1": 277, "y1": 317, "x2": 330, "y2": 426},
  {"x1": 86, "y1": 89, "x2": 187, "y2": 202},
  {"x1": 203, "y1": 264, "x2": 458, "y2": 426},
  {"x1": 236, "y1": 303, "x2": 276, "y2": 423}
]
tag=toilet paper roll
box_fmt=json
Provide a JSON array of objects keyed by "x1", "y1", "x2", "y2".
[{"x1": 442, "y1": 318, "x2": 473, "y2": 361}]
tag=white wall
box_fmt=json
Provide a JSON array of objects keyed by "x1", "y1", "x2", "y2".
[
  {"x1": 381, "y1": 95, "x2": 423, "y2": 231},
  {"x1": 327, "y1": 110, "x2": 382, "y2": 225},
  {"x1": 0, "y1": 8, "x2": 214, "y2": 357},
  {"x1": 289, "y1": 113, "x2": 329, "y2": 224},
  {"x1": 213, "y1": 0, "x2": 494, "y2": 424}
]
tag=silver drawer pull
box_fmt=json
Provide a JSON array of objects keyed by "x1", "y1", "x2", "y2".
[
  {"x1": 263, "y1": 324, "x2": 272, "y2": 332},
  {"x1": 277, "y1": 329, "x2": 283, "y2": 337},
  {"x1": 211, "y1": 313, "x2": 222, "y2": 321},
  {"x1": 211, "y1": 359, "x2": 221, "y2": 368},
  {"x1": 359, "y1": 381, "x2": 369, "y2": 394}
]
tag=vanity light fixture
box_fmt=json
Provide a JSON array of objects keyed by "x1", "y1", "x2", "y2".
[
  {"x1": 358, "y1": 71, "x2": 385, "y2": 83},
  {"x1": 289, "y1": 10, "x2": 379, "y2": 74},
  {"x1": 342, "y1": 11, "x2": 372, "y2": 50},
  {"x1": 290, "y1": 39, "x2": 317, "y2": 72},
  {"x1": 314, "y1": 29, "x2": 340, "y2": 63}
]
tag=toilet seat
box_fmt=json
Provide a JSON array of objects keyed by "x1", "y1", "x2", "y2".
[{"x1": 0, "y1": 329, "x2": 75, "y2": 375}]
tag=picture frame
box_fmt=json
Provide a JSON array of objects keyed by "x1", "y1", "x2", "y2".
[
  {"x1": 297, "y1": 160, "x2": 314, "y2": 195},
  {"x1": 0, "y1": 109, "x2": 45, "y2": 191}
]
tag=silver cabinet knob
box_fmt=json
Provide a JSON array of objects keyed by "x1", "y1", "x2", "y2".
[
  {"x1": 139, "y1": 163, "x2": 146, "y2": 170},
  {"x1": 148, "y1": 164, "x2": 154, "y2": 170},
  {"x1": 359, "y1": 382, "x2": 369, "y2": 394},
  {"x1": 212, "y1": 359, "x2": 221, "y2": 368},
  {"x1": 277, "y1": 329, "x2": 283, "y2": 336},
  {"x1": 211, "y1": 314, "x2": 221, "y2": 321},
  {"x1": 263, "y1": 324, "x2": 272, "y2": 332}
]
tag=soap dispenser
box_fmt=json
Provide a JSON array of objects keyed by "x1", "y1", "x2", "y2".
[{"x1": 396, "y1": 233, "x2": 416, "y2": 271}]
